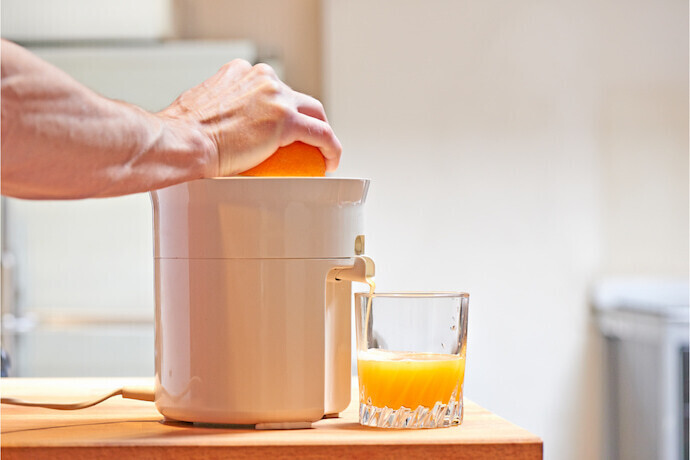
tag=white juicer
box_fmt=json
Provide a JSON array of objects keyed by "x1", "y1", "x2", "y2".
[{"x1": 150, "y1": 177, "x2": 373, "y2": 428}]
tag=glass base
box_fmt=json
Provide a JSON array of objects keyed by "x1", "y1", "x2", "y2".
[{"x1": 359, "y1": 395, "x2": 463, "y2": 429}]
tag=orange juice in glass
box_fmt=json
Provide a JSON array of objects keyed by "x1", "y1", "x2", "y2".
[{"x1": 354, "y1": 292, "x2": 469, "y2": 429}]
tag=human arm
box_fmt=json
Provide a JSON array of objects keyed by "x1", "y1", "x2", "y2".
[{"x1": 1, "y1": 40, "x2": 341, "y2": 199}]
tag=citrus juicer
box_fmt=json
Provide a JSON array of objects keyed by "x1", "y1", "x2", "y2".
[{"x1": 150, "y1": 177, "x2": 373, "y2": 428}]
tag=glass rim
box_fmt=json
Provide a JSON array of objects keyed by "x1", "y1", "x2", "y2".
[{"x1": 354, "y1": 291, "x2": 469, "y2": 299}]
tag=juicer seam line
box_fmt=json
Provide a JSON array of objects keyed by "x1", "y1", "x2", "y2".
[{"x1": 153, "y1": 257, "x2": 357, "y2": 261}]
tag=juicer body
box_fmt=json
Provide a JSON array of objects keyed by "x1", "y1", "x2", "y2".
[{"x1": 150, "y1": 178, "x2": 368, "y2": 425}]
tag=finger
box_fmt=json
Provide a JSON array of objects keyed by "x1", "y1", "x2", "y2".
[
  {"x1": 233, "y1": 62, "x2": 281, "y2": 96},
  {"x1": 282, "y1": 113, "x2": 342, "y2": 172},
  {"x1": 218, "y1": 58, "x2": 253, "y2": 83},
  {"x1": 293, "y1": 92, "x2": 328, "y2": 122},
  {"x1": 251, "y1": 62, "x2": 279, "y2": 78}
]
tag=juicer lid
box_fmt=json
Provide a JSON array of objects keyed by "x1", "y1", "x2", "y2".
[{"x1": 151, "y1": 177, "x2": 370, "y2": 259}]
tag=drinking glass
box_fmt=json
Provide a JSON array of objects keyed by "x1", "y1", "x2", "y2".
[{"x1": 354, "y1": 292, "x2": 469, "y2": 429}]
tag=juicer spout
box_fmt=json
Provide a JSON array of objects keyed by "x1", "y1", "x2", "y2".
[{"x1": 332, "y1": 256, "x2": 375, "y2": 283}]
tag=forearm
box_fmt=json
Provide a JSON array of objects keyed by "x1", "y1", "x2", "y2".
[{"x1": 1, "y1": 40, "x2": 217, "y2": 199}]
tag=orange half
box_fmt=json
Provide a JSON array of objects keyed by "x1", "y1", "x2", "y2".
[{"x1": 240, "y1": 142, "x2": 326, "y2": 177}]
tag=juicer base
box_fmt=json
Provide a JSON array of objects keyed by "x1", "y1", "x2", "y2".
[{"x1": 255, "y1": 421, "x2": 312, "y2": 430}]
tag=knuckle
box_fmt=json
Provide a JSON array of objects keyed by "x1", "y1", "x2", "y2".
[
  {"x1": 309, "y1": 95, "x2": 324, "y2": 110},
  {"x1": 258, "y1": 79, "x2": 282, "y2": 96},
  {"x1": 322, "y1": 123, "x2": 334, "y2": 137},
  {"x1": 252, "y1": 62, "x2": 276, "y2": 77},
  {"x1": 221, "y1": 58, "x2": 250, "y2": 72},
  {"x1": 271, "y1": 102, "x2": 292, "y2": 120},
  {"x1": 259, "y1": 102, "x2": 291, "y2": 129},
  {"x1": 313, "y1": 122, "x2": 332, "y2": 139},
  {"x1": 231, "y1": 58, "x2": 251, "y2": 67}
]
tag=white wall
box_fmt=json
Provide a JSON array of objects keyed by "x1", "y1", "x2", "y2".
[
  {"x1": 173, "y1": 0, "x2": 323, "y2": 99},
  {"x1": 596, "y1": 0, "x2": 689, "y2": 276},
  {"x1": 323, "y1": 1, "x2": 687, "y2": 459}
]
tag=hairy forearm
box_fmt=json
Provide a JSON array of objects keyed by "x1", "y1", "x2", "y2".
[{"x1": 1, "y1": 40, "x2": 217, "y2": 199}]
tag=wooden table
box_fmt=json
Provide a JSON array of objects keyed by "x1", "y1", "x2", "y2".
[{"x1": 1, "y1": 377, "x2": 542, "y2": 459}]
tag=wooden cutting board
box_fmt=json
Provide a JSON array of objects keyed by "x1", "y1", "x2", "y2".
[{"x1": 1, "y1": 377, "x2": 542, "y2": 459}]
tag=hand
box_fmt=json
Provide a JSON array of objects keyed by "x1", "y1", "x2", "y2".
[{"x1": 158, "y1": 59, "x2": 342, "y2": 176}]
